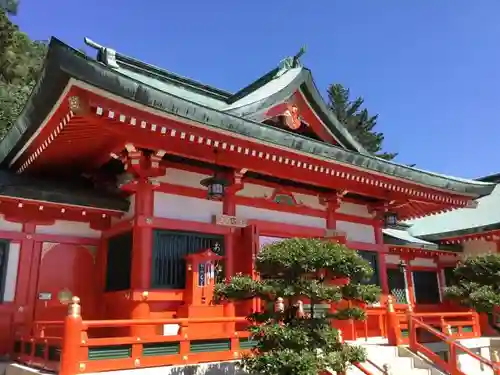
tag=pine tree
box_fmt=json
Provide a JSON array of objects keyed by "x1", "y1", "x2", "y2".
[
  {"x1": 327, "y1": 83, "x2": 397, "y2": 161},
  {"x1": 214, "y1": 238, "x2": 381, "y2": 375}
]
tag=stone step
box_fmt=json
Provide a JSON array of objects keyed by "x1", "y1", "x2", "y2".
[{"x1": 347, "y1": 344, "x2": 436, "y2": 375}]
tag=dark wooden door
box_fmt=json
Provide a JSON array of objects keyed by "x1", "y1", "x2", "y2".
[{"x1": 413, "y1": 271, "x2": 441, "y2": 304}]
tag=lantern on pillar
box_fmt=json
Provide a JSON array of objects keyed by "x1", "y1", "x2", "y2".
[
  {"x1": 200, "y1": 174, "x2": 228, "y2": 201},
  {"x1": 384, "y1": 211, "x2": 398, "y2": 227}
]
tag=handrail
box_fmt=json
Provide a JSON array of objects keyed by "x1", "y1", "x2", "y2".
[
  {"x1": 82, "y1": 316, "x2": 248, "y2": 328},
  {"x1": 354, "y1": 358, "x2": 388, "y2": 374},
  {"x1": 409, "y1": 316, "x2": 499, "y2": 375}
]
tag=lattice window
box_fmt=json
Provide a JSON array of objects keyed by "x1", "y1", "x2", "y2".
[
  {"x1": 387, "y1": 268, "x2": 407, "y2": 304},
  {"x1": 357, "y1": 250, "x2": 380, "y2": 286},
  {"x1": 105, "y1": 231, "x2": 132, "y2": 292},
  {"x1": 151, "y1": 230, "x2": 225, "y2": 289}
]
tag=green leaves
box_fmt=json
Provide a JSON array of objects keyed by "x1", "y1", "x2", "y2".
[
  {"x1": 444, "y1": 253, "x2": 500, "y2": 313},
  {"x1": 214, "y1": 238, "x2": 380, "y2": 375},
  {"x1": 0, "y1": 10, "x2": 47, "y2": 136},
  {"x1": 327, "y1": 83, "x2": 398, "y2": 161},
  {"x1": 256, "y1": 238, "x2": 374, "y2": 282}
]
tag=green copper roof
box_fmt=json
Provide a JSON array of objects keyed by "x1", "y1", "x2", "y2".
[
  {"x1": 383, "y1": 228, "x2": 438, "y2": 249},
  {"x1": 407, "y1": 183, "x2": 500, "y2": 240},
  {"x1": 98, "y1": 38, "x2": 364, "y2": 154},
  {"x1": 0, "y1": 38, "x2": 495, "y2": 201},
  {"x1": 0, "y1": 170, "x2": 128, "y2": 211}
]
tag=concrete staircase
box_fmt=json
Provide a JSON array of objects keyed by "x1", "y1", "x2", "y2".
[{"x1": 345, "y1": 343, "x2": 445, "y2": 375}]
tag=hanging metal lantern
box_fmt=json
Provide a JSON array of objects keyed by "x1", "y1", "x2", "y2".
[
  {"x1": 200, "y1": 174, "x2": 228, "y2": 201},
  {"x1": 398, "y1": 260, "x2": 408, "y2": 273},
  {"x1": 384, "y1": 211, "x2": 398, "y2": 227}
]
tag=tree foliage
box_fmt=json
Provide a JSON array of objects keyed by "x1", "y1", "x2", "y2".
[
  {"x1": 0, "y1": 10, "x2": 47, "y2": 138},
  {"x1": 327, "y1": 83, "x2": 397, "y2": 161},
  {"x1": 0, "y1": 0, "x2": 18, "y2": 15},
  {"x1": 214, "y1": 238, "x2": 381, "y2": 375},
  {"x1": 445, "y1": 253, "x2": 500, "y2": 314}
]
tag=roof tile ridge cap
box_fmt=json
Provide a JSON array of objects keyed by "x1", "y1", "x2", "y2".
[{"x1": 83, "y1": 37, "x2": 232, "y2": 98}]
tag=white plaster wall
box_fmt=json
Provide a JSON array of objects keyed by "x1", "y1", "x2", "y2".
[
  {"x1": 259, "y1": 236, "x2": 285, "y2": 249},
  {"x1": 336, "y1": 221, "x2": 375, "y2": 243},
  {"x1": 35, "y1": 220, "x2": 101, "y2": 238},
  {"x1": 292, "y1": 192, "x2": 324, "y2": 210},
  {"x1": 3, "y1": 242, "x2": 20, "y2": 302},
  {"x1": 462, "y1": 240, "x2": 497, "y2": 258},
  {"x1": 236, "y1": 183, "x2": 273, "y2": 199},
  {"x1": 385, "y1": 254, "x2": 401, "y2": 264},
  {"x1": 154, "y1": 192, "x2": 222, "y2": 223},
  {"x1": 236, "y1": 183, "x2": 325, "y2": 211},
  {"x1": 236, "y1": 205, "x2": 326, "y2": 228},
  {"x1": 155, "y1": 168, "x2": 211, "y2": 189},
  {"x1": 410, "y1": 257, "x2": 437, "y2": 268},
  {"x1": 336, "y1": 202, "x2": 373, "y2": 218},
  {"x1": 0, "y1": 215, "x2": 22, "y2": 232}
]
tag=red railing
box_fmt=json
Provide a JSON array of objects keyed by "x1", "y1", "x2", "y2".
[
  {"x1": 409, "y1": 317, "x2": 500, "y2": 375},
  {"x1": 13, "y1": 314, "x2": 252, "y2": 375},
  {"x1": 353, "y1": 359, "x2": 388, "y2": 374},
  {"x1": 12, "y1": 297, "x2": 486, "y2": 375}
]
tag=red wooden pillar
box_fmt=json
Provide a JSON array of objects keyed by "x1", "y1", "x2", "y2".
[
  {"x1": 223, "y1": 191, "x2": 236, "y2": 279},
  {"x1": 374, "y1": 220, "x2": 389, "y2": 301},
  {"x1": 223, "y1": 172, "x2": 243, "y2": 320},
  {"x1": 13, "y1": 223, "x2": 37, "y2": 334},
  {"x1": 402, "y1": 257, "x2": 416, "y2": 306},
  {"x1": 130, "y1": 178, "x2": 155, "y2": 336}
]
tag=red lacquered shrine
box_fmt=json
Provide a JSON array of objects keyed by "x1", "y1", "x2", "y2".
[{"x1": 0, "y1": 37, "x2": 495, "y2": 372}]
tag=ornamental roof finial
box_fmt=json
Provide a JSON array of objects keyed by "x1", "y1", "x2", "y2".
[
  {"x1": 84, "y1": 37, "x2": 119, "y2": 68},
  {"x1": 277, "y1": 46, "x2": 307, "y2": 73}
]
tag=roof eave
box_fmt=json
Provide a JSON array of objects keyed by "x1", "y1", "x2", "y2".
[
  {"x1": 416, "y1": 222, "x2": 500, "y2": 242},
  {"x1": 1, "y1": 38, "x2": 494, "y2": 200}
]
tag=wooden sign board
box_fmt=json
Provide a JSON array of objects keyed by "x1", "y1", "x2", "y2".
[{"x1": 213, "y1": 215, "x2": 247, "y2": 228}]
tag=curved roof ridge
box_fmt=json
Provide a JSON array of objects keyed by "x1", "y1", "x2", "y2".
[{"x1": 84, "y1": 37, "x2": 233, "y2": 102}]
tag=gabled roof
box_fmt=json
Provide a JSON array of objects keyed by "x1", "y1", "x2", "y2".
[
  {"x1": 0, "y1": 37, "x2": 494, "y2": 202},
  {"x1": 407, "y1": 180, "x2": 500, "y2": 240},
  {"x1": 96, "y1": 39, "x2": 365, "y2": 153}
]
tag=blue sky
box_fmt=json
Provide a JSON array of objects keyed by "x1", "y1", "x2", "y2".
[{"x1": 12, "y1": 0, "x2": 499, "y2": 178}]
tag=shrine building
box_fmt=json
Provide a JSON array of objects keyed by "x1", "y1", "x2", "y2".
[{"x1": 0, "y1": 37, "x2": 496, "y2": 373}]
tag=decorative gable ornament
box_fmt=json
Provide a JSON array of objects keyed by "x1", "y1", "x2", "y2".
[{"x1": 283, "y1": 104, "x2": 302, "y2": 130}]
